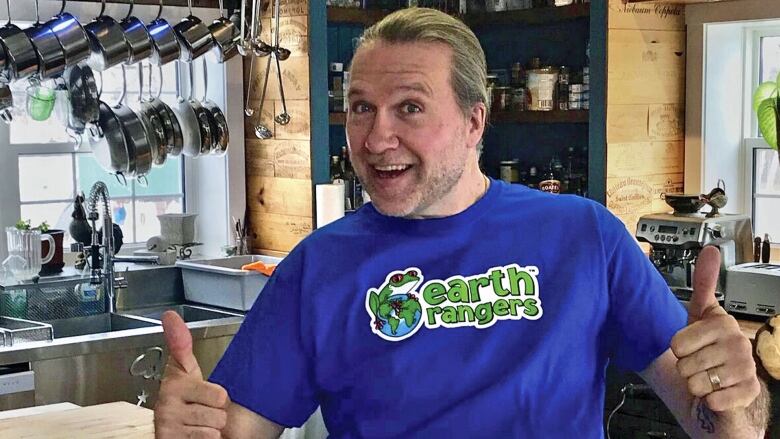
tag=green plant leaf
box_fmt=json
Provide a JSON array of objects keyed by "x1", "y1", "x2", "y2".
[
  {"x1": 757, "y1": 98, "x2": 779, "y2": 150},
  {"x1": 14, "y1": 219, "x2": 30, "y2": 231},
  {"x1": 753, "y1": 82, "x2": 778, "y2": 113}
]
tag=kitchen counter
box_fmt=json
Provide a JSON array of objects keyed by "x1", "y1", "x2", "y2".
[{"x1": 0, "y1": 401, "x2": 153, "y2": 438}]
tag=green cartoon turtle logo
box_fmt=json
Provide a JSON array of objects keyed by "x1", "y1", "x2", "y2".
[{"x1": 366, "y1": 268, "x2": 423, "y2": 341}]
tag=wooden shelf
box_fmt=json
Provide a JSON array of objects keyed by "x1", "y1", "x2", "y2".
[
  {"x1": 327, "y1": 7, "x2": 390, "y2": 26},
  {"x1": 464, "y1": 4, "x2": 590, "y2": 27},
  {"x1": 328, "y1": 4, "x2": 589, "y2": 27},
  {"x1": 329, "y1": 110, "x2": 589, "y2": 125},
  {"x1": 492, "y1": 109, "x2": 589, "y2": 124}
]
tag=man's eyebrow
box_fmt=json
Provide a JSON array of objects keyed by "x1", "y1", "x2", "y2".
[{"x1": 347, "y1": 82, "x2": 433, "y2": 99}]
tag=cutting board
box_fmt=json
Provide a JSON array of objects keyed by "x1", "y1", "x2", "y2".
[{"x1": 0, "y1": 401, "x2": 153, "y2": 438}]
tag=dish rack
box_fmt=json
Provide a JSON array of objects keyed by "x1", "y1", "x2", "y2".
[
  {"x1": 0, "y1": 277, "x2": 104, "y2": 323},
  {"x1": 0, "y1": 316, "x2": 53, "y2": 347}
]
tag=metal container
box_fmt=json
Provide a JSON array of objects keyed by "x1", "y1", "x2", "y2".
[
  {"x1": 0, "y1": 316, "x2": 53, "y2": 347},
  {"x1": 84, "y1": 15, "x2": 130, "y2": 71},
  {"x1": 500, "y1": 160, "x2": 520, "y2": 183},
  {"x1": 176, "y1": 255, "x2": 283, "y2": 311},
  {"x1": 526, "y1": 66, "x2": 558, "y2": 111},
  {"x1": 45, "y1": 12, "x2": 90, "y2": 67}
]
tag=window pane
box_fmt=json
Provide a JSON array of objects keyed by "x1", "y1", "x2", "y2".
[
  {"x1": 20, "y1": 203, "x2": 72, "y2": 233},
  {"x1": 135, "y1": 197, "x2": 184, "y2": 243},
  {"x1": 112, "y1": 199, "x2": 135, "y2": 244},
  {"x1": 761, "y1": 36, "x2": 780, "y2": 83},
  {"x1": 755, "y1": 197, "x2": 780, "y2": 240},
  {"x1": 755, "y1": 149, "x2": 780, "y2": 196},
  {"x1": 19, "y1": 155, "x2": 74, "y2": 202},
  {"x1": 76, "y1": 153, "x2": 133, "y2": 198},
  {"x1": 136, "y1": 156, "x2": 183, "y2": 196}
]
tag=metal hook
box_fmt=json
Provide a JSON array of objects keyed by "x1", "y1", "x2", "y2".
[
  {"x1": 5, "y1": 0, "x2": 11, "y2": 26},
  {"x1": 155, "y1": 0, "x2": 163, "y2": 21},
  {"x1": 59, "y1": 0, "x2": 66, "y2": 16},
  {"x1": 115, "y1": 173, "x2": 128, "y2": 187},
  {"x1": 33, "y1": 0, "x2": 40, "y2": 25},
  {"x1": 125, "y1": 0, "x2": 135, "y2": 21},
  {"x1": 187, "y1": 0, "x2": 193, "y2": 17},
  {"x1": 98, "y1": 0, "x2": 106, "y2": 18}
]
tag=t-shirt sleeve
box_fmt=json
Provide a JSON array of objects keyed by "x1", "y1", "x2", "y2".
[
  {"x1": 599, "y1": 208, "x2": 687, "y2": 372},
  {"x1": 208, "y1": 249, "x2": 318, "y2": 427}
]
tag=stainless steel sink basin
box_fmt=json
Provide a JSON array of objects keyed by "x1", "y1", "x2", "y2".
[
  {"x1": 121, "y1": 304, "x2": 242, "y2": 323},
  {"x1": 46, "y1": 313, "x2": 161, "y2": 338}
]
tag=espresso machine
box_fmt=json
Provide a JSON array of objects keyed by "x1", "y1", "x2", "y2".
[{"x1": 636, "y1": 211, "x2": 754, "y2": 303}]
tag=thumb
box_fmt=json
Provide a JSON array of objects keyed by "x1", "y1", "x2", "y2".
[
  {"x1": 688, "y1": 245, "x2": 721, "y2": 324},
  {"x1": 162, "y1": 310, "x2": 202, "y2": 378}
]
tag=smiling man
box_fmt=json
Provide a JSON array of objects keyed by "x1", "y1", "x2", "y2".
[{"x1": 154, "y1": 8, "x2": 768, "y2": 439}]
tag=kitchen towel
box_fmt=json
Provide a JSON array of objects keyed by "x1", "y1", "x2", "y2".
[{"x1": 316, "y1": 183, "x2": 345, "y2": 229}]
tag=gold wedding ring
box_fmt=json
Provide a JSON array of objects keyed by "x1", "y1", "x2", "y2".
[{"x1": 706, "y1": 368, "x2": 722, "y2": 392}]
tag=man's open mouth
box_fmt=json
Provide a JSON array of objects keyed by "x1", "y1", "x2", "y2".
[{"x1": 373, "y1": 164, "x2": 412, "y2": 179}]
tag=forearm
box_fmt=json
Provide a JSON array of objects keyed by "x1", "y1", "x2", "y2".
[
  {"x1": 222, "y1": 401, "x2": 285, "y2": 439},
  {"x1": 682, "y1": 380, "x2": 770, "y2": 439}
]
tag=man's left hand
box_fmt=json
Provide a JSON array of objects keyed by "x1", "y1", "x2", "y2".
[{"x1": 670, "y1": 245, "x2": 761, "y2": 412}]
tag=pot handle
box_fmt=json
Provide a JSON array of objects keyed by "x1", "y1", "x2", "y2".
[{"x1": 41, "y1": 234, "x2": 55, "y2": 265}]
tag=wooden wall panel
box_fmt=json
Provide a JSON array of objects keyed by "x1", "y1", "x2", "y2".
[
  {"x1": 606, "y1": 0, "x2": 687, "y2": 232},
  {"x1": 244, "y1": 1, "x2": 313, "y2": 254}
]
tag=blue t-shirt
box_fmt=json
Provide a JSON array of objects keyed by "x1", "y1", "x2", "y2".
[{"x1": 210, "y1": 179, "x2": 686, "y2": 438}]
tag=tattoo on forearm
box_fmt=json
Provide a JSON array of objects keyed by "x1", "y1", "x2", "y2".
[{"x1": 696, "y1": 400, "x2": 716, "y2": 434}]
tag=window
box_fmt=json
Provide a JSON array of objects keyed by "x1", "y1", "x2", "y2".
[
  {"x1": 1, "y1": 39, "x2": 184, "y2": 246},
  {"x1": 747, "y1": 28, "x2": 780, "y2": 244}
]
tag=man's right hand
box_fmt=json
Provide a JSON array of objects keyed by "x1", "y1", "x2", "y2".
[{"x1": 155, "y1": 311, "x2": 230, "y2": 439}]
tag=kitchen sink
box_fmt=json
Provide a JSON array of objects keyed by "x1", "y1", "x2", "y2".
[
  {"x1": 121, "y1": 304, "x2": 242, "y2": 323},
  {"x1": 47, "y1": 313, "x2": 161, "y2": 338}
]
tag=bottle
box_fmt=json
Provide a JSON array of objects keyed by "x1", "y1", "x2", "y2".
[
  {"x1": 341, "y1": 147, "x2": 354, "y2": 211},
  {"x1": 539, "y1": 161, "x2": 561, "y2": 194},
  {"x1": 762, "y1": 234, "x2": 772, "y2": 263},
  {"x1": 754, "y1": 236, "x2": 763, "y2": 263},
  {"x1": 330, "y1": 155, "x2": 343, "y2": 183},
  {"x1": 527, "y1": 166, "x2": 539, "y2": 190}
]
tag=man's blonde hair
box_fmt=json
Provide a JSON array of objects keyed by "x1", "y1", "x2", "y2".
[{"x1": 355, "y1": 8, "x2": 490, "y2": 141}]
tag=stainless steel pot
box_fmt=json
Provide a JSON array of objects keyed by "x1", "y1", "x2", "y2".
[
  {"x1": 0, "y1": 0, "x2": 39, "y2": 81},
  {"x1": 45, "y1": 2, "x2": 90, "y2": 67},
  {"x1": 174, "y1": 61, "x2": 201, "y2": 157},
  {"x1": 116, "y1": 68, "x2": 152, "y2": 179},
  {"x1": 67, "y1": 64, "x2": 100, "y2": 127},
  {"x1": 201, "y1": 60, "x2": 228, "y2": 155},
  {"x1": 25, "y1": 0, "x2": 66, "y2": 80},
  {"x1": 174, "y1": 0, "x2": 214, "y2": 62},
  {"x1": 0, "y1": 83, "x2": 12, "y2": 123},
  {"x1": 84, "y1": 0, "x2": 130, "y2": 71},
  {"x1": 121, "y1": 1, "x2": 152, "y2": 65},
  {"x1": 147, "y1": 65, "x2": 182, "y2": 156},
  {"x1": 207, "y1": 0, "x2": 239, "y2": 63},
  {"x1": 136, "y1": 65, "x2": 166, "y2": 167},
  {"x1": 147, "y1": 0, "x2": 180, "y2": 66}
]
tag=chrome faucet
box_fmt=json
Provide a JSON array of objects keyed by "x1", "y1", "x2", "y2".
[{"x1": 86, "y1": 181, "x2": 127, "y2": 313}]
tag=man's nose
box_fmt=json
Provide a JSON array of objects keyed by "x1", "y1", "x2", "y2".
[{"x1": 364, "y1": 110, "x2": 399, "y2": 154}]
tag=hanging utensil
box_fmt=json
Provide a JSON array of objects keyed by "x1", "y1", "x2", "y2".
[
  {"x1": 201, "y1": 58, "x2": 229, "y2": 155},
  {"x1": 148, "y1": 64, "x2": 183, "y2": 156},
  {"x1": 244, "y1": 54, "x2": 254, "y2": 116},
  {"x1": 120, "y1": 0, "x2": 153, "y2": 65},
  {"x1": 25, "y1": 0, "x2": 67, "y2": 80},
  {"x1": 137, "y1": 63, "x2": 167, "y2": 167},
  {"x1": 174, "y1": 61, "x2": 202, "y2": 157},
  {"x1": 249, "y1": 0, "x2": 272, "y2": 57},
  {"x1": 84, "y1": 0, "x2": 131, "y2": 71},
  {"x1": 173, "y1": 0, "x2": 214, "y2": 62},
  {"x1": 208, "y1": 0, "x2": 240, "y2": 63},
  {"x1": 0, "y1": 0, "x2": 40, "y2": 81},
  {"x1": 271, "y1": 0, "x2": 290, "y2": 126},
  {"x1": 45, "y1": 0, "x2": 91, "y2": 68},
  {"x1": 254, "y1": 55, "x2": 273, "y2": 139},
  {"x1": 236, "y1": 0, "x2": 251, "y2": 56},
  {"x1": 148, "y1": 0, "x2": 181, "y2": 66}
]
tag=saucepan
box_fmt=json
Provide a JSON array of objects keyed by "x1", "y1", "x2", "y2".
[
  {"x1": 147, "y1": 0, "x2": 180, "y2": 66},
  {"x1": 135, "y1": 64, "x2": 167, "y2": 167},
  {"x1": 146, "y1": 64, "x2": 183, "y2": 156},
  {"x1": 0, "y1": 0, "x2": 39, "y2": 81},
  {"x1": 173, "y1": 61, "x2": 202, "y2": 157},
  {"x1": 121, "y1": 0, "x2": 153, "y2": 65},
  {"x1": 0, "y1": 83, "x2": 12, "y2": 123},
  {"x1": 174, "y1": 0, "x2": 214, "y2": 62},
  {"x1": 44, "y1": 0, "x2": 90, "y2": 68},
  {"x1": 84, "y1": 0, "x2": 130, "y2": 71},
  {"x1": 66, "y1": 63, "x2": 100, "y2": 129},
  {"x1": 24, "y1": 0, "x2": 66, "y2": 80},
  {"x1": 200, "y1": 59, "x2": 228, "y2": 155},
  {"x1": 207, "y1": 0, "x2": 240, "y2": 63}
]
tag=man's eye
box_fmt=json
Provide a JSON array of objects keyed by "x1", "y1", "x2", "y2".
[
  {"x1": 352, "y1": 103, "x2": 372, "y2": 113},
  {"x1": 402, "y1": 103, "x2": 421, "y2": 114}
]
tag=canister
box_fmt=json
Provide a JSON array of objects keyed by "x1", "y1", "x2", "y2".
[
  {"x1": 526, "y1": 66, "x2": 558, "y2": 111},
  {"x1": 500, "y1": 160, "x2": 521, "y2": 183}
]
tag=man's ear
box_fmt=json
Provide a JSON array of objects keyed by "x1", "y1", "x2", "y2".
[{"x1": 466, "y1": 102, "x2": 487, "y2": 150}]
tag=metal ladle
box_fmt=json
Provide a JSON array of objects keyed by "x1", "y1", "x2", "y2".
[
  {"x1": 271, "y1": 0, "x2": 289, "y2": 125},
  {"x1": 253, "y1": 54, "x2": 273, "y2": 139},
  {"x1": 243, "y1": 54, "x2": 254, "y2": 116}
]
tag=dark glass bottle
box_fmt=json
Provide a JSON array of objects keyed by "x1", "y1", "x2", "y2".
[
  {"x1": 539, "y1": 162, "x2": 561, "y2": 194},
  {"x1": 527, "y1": 166, "x2": 539, "y2": 190}
]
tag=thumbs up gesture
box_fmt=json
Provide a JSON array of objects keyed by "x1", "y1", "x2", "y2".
[
  {"x1": 154, "y1": 311, "x2": 230, "y2": 438},
  {"x1": 670, "y1": 246, "x2": 761, "y2": 412}
]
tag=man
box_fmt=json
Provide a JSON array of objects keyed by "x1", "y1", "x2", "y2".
[{"x1": 154, "y1": 8, "x2": 768, "y2": 438}]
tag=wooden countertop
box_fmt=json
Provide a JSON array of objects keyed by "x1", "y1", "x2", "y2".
[
  {"x1": 739, "y1": 318, "x2": 764, "y2": 341},
  {"x1": 0, "y1": 401, "x2": 153, "y2": 438}
]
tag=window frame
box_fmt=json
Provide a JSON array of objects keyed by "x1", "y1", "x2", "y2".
[{"x1": 0, "y1": 2, "x2": 247, "y2": 261}]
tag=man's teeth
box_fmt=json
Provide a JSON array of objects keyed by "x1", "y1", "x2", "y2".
[{"x1": 374, "y1": 165, "x2": 410, "y2": 172}]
